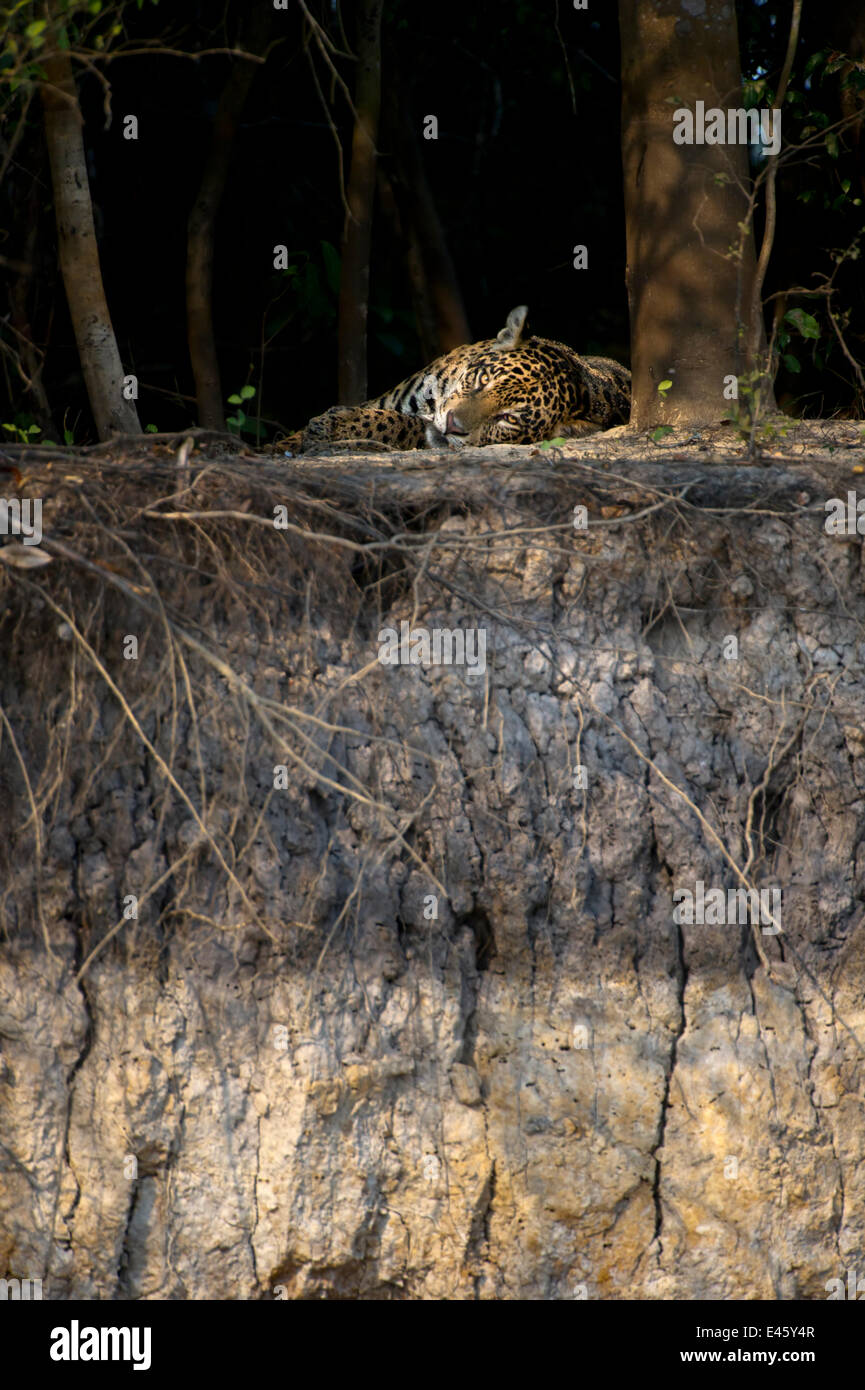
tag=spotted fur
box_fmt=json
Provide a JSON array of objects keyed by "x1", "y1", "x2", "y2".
[{"x1": 300, "y1": 306, "x2": 630, "y2": 452}]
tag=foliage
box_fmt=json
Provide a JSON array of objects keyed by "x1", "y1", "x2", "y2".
[
  {"x1": 226, "y1": 384, "x2": 261, "y2": 440},
  {"x1": 2, "y1": 417, "x2": 41, "y2": 443}
]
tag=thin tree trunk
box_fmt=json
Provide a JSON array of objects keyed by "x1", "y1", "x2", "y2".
[
  {"x1": 618, "y1": 0, "x2": 766, "y2": 429},
  {"x1": 746, "y1": 0, "x2": 802, "y2": 373},
  {"x1": 9, "y1": 169, "x2": 56, "y2": 437},
  {"x1": 337, "y1": 0, "x2": 384, "y2": 405},
  {"x1": 186, "y1": 14, "x2": 271, "y2": 430},
  {"x1": 376, "y1": 165, "x2": 439, "y2": 362},
  {"x1": 830, "y1": 8, "x2": 865, "y2": 201},
  {"x1": 382, "y1": 73, "x2": 470, "y2": 356},
  {"x1": 40, "y1": 20, "x2": 140, "y2": 440}
]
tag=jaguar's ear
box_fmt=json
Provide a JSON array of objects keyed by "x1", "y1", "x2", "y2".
[{"x1": 493, "y1": 305, "x2": 528, "y2": 351}]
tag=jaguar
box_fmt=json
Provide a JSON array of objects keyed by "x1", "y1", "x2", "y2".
[{"x1": 298, "y1": 306, "x2": 630, "y2": 452}]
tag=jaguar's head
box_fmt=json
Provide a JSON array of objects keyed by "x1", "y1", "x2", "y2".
[
  {"x1": 434, "y1": 307, "x2": 571, "y2": 446},
  {"x1": 441, "y1": 379, "x2": 542, "y2": 445}
]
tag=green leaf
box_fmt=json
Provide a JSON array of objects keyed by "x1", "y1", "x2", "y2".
[
  {"x1": 825, "y1": 130, "x2": 839, "y2": 158},
  {"x1": 547, "y1": 436, "x2": 567, "y2": 447},
  {"x1": 27, "y1": 424, "x2": 41, "y2": 434},
  {"x1": 239, "y1": 385, "x2": 256, "y2": 400},
  {"x1": 782, "y1": 353, "x2": 801, "y2": 373},
  {"x1": 804, "y1": 49, "x2": 828, "y2": 78},
  {"x1": 657, "y1": 379, "x2": 673, "y2": 396},
  {"x1": 227, "y1": 394, "x2": 242, "y2": 405},
  {"x1": 784, "y1": 308, "x2": 820, "y2": 339},
  {"x1": 2, "y1": 423, "x2": 16, "y2": 432},
  {"x1": 651, "y1": 425, "x2": 675, "y2": 442},
  {"x1": 25, "y1": 19, "x2": 46, "y2": 37}
]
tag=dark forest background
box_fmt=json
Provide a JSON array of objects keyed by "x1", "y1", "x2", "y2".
[{"x1": 1, "y1": 0, "x2": 863, "y2": 444}]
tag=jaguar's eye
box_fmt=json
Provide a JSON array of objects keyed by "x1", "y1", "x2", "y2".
[{"x1": 476, "y1": 368, "x2": 491, "y2": 387}]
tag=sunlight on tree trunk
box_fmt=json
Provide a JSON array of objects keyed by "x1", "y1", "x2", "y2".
[
  {"x1": 337, "y1": 0, "x2": 384, "y2": 405},
  {"x1": 40, "y1": 20, "x2": 140, "y2": 440},
  {"x1": 618, "y1": 0, "x2": 767, "y2": 429}
]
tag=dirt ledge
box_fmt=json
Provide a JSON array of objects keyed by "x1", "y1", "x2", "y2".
[{"x1": 0, "y1": 439, "x2": 863, "y2": 1299}]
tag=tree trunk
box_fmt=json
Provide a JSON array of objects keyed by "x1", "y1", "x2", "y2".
[
  {"x1": 9, "y1": 169, "x2": 56, "y2": 438},
  {"x1": 40, "y1": 23, "x2": 140, "y2": 440},
  {"x1": 186, "y1": 14, "x2": 271, "y2": 431},
  {"x1": 618, "y1": 0, "x2": 764, "y2": 428},
  {"x1": 829, "y1": 7, "x2": 865, "y2": 201},
  {"x1": 375, "y1": 164, "x2": 439, "y2": 362},
  {"x1": 337, "y1": 0, "x2": 384, "y2": 405},
  {"x1": 381, "y1": 73, "x2": 470, "y2": 357}
]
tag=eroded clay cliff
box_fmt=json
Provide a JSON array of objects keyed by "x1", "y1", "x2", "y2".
[{"x1": 1, "y1": 432, "x2": 864, "y2": 1298}]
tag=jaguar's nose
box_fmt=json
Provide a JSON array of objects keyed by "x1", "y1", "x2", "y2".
[{"x1": 445, "y1": 411, "x2": 468, "y2": 435}]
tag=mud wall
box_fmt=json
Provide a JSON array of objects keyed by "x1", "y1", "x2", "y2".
[{"x1": 1, "y1": 448, "x2": 864, "y2": 1299}]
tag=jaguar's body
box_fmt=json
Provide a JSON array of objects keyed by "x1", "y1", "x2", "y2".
[{"x1": 299, "y1": 306, "x2": 630, "y2": 452}]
